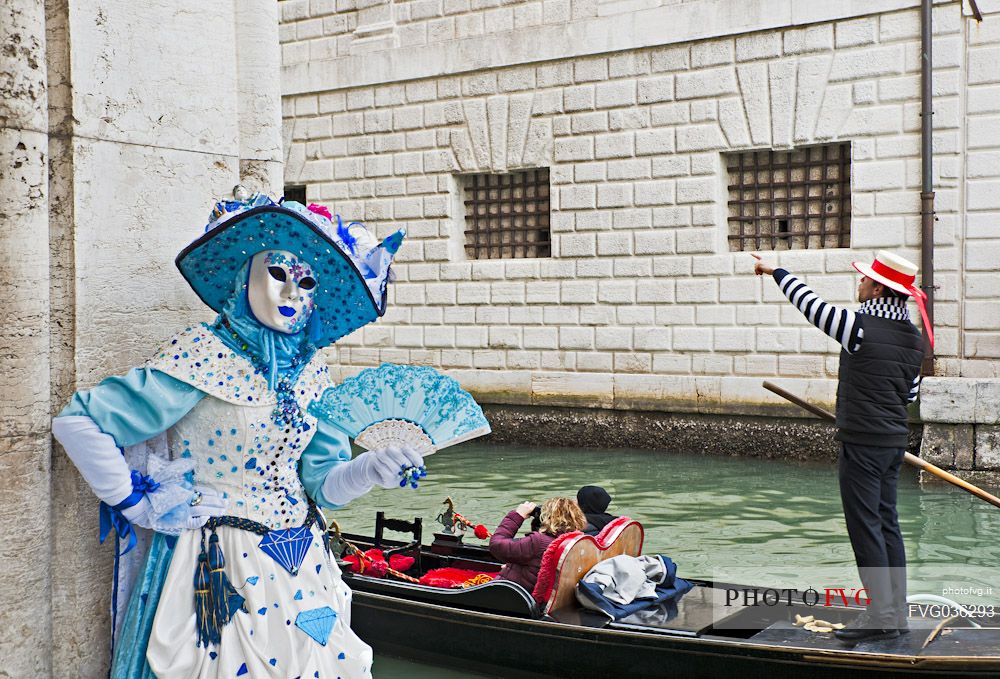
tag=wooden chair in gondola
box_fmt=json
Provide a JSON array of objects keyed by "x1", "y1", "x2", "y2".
[
  {"x1": 530, "y1": 516, "x2": 645, "y2": 617},
  {"x1": 374, "y1": 511, "x2": 423, "y2": 574}
]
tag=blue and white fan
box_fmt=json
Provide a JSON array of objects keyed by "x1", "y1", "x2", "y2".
[{"x1": 309, "y1": 363, "x2": 491, "y2": 456}]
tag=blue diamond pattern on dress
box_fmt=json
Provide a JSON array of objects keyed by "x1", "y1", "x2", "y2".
[
  {"x1": 295, "y1": 606, "x2": 337, "y2": 646},
  {"x1": 258, "y1": 526, "x2": 314, "y2": 575}
]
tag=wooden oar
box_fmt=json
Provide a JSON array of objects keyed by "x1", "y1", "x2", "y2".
[{"x1": 762, "y1": 380, "x2": 1000, "y2": 510}]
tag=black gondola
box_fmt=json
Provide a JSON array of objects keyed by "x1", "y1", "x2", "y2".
[{"x1": 333, "y1": 514, "x2": 1000, "y2": 678}]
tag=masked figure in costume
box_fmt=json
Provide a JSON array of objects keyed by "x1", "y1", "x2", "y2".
[{"x1": 52, "y1": 195, "x2": 418, "y2": 678}]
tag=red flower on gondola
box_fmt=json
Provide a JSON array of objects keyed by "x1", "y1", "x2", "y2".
[{"x1": 342, "y1": 548, "x2": 414, "y2": 578}]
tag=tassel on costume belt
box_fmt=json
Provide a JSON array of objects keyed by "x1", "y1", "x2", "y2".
[{"x1": 195, "y1": 502, "x2": 328, "y2": 647}]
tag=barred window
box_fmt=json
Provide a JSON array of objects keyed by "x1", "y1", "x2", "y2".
[
  {"x1": 726, "y1": 142, "x2": 851, "y2": 251},
  {"x1": 284, "y1": 185, "x2": 307, "y2": 204},
  {"x1": 462, "y1": 169, "x2": 551, "y2": 259}
]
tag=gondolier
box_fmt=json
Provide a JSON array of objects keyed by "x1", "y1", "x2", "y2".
[{"x1": 753, "y1": 250, "x2": 932, "y2": 645}]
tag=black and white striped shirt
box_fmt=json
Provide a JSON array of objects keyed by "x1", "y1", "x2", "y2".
[{"x1": 773, "y1": 268, "x2": 920, "y2": 402}]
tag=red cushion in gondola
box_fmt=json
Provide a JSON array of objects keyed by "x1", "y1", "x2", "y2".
[{"x1": 418, "y1": 567, "x2": 498, "y2": 588}]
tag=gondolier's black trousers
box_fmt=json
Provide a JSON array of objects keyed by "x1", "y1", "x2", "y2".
[{"x1": 838, "y1": 442, "x2": 907, "y2": 627}]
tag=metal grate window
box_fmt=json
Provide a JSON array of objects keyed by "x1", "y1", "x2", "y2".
[
  {"x1": 283, "y1": 185, "x2": 307, "y2": 204},
  {"x1": 726, "y1": 142, "x2": 851, "y2": 251},
  {"x1": 462, "y1": 169, "x2": 551, "y2": 259}
]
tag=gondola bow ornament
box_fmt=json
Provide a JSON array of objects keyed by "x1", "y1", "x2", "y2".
[{"x1": 437, "y1": 496, "x2": 492, "y2": 539}]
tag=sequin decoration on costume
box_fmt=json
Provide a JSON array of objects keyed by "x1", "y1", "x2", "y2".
[
  {"x1": 259, "y1": 526, "x2": 314, "y2": 575},
  {"x1": 148, "y1": 323, "x2": 332, "y2": 427},
  {"x1": 294, "y1": 606, "x2": 337, "y2": 646},
  {"x1": 147, "y1": 325, "x2": 274, "y2": 406},
  {"x1": 151, "y1": 327, "x2": 334, "y2": 529},
  {"x1": 210, "y1": 316, "x2": 315, "y2": 429},
  {"x1": 165, "y1": 397, "x2": 312, "y2": 529}
]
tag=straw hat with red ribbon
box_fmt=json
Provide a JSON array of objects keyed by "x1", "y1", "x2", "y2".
[{"x1": 852, "y1": 251, "x2": 934, "y2": 349}]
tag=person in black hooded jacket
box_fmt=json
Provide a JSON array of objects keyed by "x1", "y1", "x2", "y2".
[{"x1": 577, "y1": 485, "x2": 617, "y2": 535}]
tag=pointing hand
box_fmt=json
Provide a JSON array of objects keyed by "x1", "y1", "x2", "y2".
[{"x1": 751, "y1": 253, "x2": 774, "y2": 276}]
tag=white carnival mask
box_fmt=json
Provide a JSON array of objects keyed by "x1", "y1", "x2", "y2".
[{"x1": 247, "y1": 250, "x2": 317, "y2": 333}]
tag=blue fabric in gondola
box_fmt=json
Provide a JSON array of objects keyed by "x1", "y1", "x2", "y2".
[
  {"x1": 576, "y1": 555, "x2": 694, "y2": 621},
  {"x1": 175, "y1": 197, "x2": 403, "y2": 349}
]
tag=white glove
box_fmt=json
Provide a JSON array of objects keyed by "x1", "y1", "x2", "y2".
[
  {"x1": 53, "y1": 414, "x2": 227, "y2": 534},
  {"x1": 122, "y1": 487, "x2": 228, "y2": 535},
  {"x1": 53, "y1": 415, "x2": 138, "y2": 506},
  {"x1": 321, "y1": 445, "x2": 424, "y2": 505}
]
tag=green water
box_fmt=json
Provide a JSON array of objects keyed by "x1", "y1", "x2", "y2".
[{"x1": 341, "y1": 443, "x2": 1000, "y2": 677}]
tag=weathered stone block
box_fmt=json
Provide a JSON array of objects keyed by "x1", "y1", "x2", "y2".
[
  {"x1": 650, "y1": 45, "x2": 690, "y2": 72},
  {"x1": 835, "y1": 16, "x2": 877, "y2": 48},
  {"x1": 533, "y1": 371, "x2": 614, "y2": 408},
  {"x1": 675, "y1": 176, "x2": 717, "y2": 203},
  {"x1": 594, "y1": 132, "x2": 634, "y2": 159},
  {"x1": 675, "y1": 66, "x2": 738, "y2": 100},
  {"x1": 783, "y1": 24, "x2": 834, "y2": 55},
  {"x1": 735, "y1": 33, "x2": 781, "y2": 61},
  {"x1": 452, "y1": 369, "x2": 533, "y2": 405},
  {"x1": 920, "y1": 377, "x2": 978, "y2": 424},
  {"x1": 828, "y1": 45, "x2": 905, "y2": 82},
  {"x1": 554, "y1": 137, "x2": 593, "y2": 161},
  {"x1": 975, "y1": 425, "x2": 1000, "y2": 470},
  {"x1": 968, "y1": 47, "x2": 1000, "y2": 86},
  {"x1": 675, "y1": 228, "x2": 717, "y2": 254},
  {"x1": 920, "y1": 423, "x2": 974, "y2": 468},
  {"x1": 975, "y1": 381, "x2": 1000, "y2": 424},
  {"x1": 596, "y1": 232, "x2": 632, "y2": 256},
  {"x1": 597, "y1": 280, "x2": 636, "y2": 304},
  {"x1": 691, "y1": 39, "x2": 734, "y2": 68},
  {"x1": 636, "y1": 128, "x2": 676, "y2": 154},
  {"x1": 72, "y1": 2, "x2": 240, "y2": 153},
  {"x1": 597, "y1": 183, "x2": 632, "y2": 208},
  {"x1": 637, "y1": 76, "x2": 674, "y2": 103},
  {"x1": 607, "y1": 159, "x2": 651, "y2": 181},
  {"x1": 596, "y1": 81, "x2": 636, "y2": 108},
  {"x1": 634, "y1": 231, "x2": 674, "y2": 255}
]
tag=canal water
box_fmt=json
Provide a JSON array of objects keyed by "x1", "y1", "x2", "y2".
[{"x1": 329, "y1": 442, "x2": 1000, "y2": 677}]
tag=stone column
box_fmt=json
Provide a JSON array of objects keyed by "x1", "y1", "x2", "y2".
[
  {"x1": 46, "y1": 0, "x2": 244, "y2": 669},
  {"x1": 39, "y1": 1, "x2": 287, "y2": 672},
  {"x1": 236, "y1": 0, "x2": 284, "y2": 195},
  {"x1": 0, "y1": 1, "x2": 53, "y2": 676}
]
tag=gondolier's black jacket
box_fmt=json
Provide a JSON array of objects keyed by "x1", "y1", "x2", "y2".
[{"x1": 835, "y1": 314, "x2": 923, "y2": 448}]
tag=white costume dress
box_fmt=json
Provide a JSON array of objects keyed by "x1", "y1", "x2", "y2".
[
  {"x1": 140, "y1": 325, "x2": 372, "y2": 678},
  {"x1": 53, "y1": 196, "x2": 409, "y2": 679}
]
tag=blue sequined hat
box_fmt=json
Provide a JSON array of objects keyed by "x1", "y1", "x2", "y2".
[{"x1": 176, "y1": 193, "x2": 404, "y2": 347}]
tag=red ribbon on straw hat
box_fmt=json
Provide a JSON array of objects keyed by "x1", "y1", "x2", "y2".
[{"x1": 853, "y1": 252, "x2": 934, "y2": 349}]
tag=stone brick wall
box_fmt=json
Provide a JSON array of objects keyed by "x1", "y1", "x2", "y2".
[
  {"x1": 280, "y1": 2, "x2": 1000, "y2": 419},
  {"x1": 919, "y1": 4, "x2": 1000, "y2": 475},
  {"x1": 279, "y1": 0, "x2": 697, "y2": 58},
  {"x1": 960, "y1": 9, "x2": 1000, "y2": 375}
]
